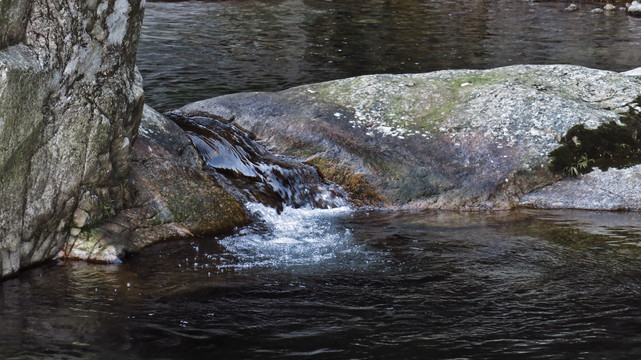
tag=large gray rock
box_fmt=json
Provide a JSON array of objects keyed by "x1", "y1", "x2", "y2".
[
  {"x1": 624, "y1": 67, "x2": 641, "y2": 78},
  {"x1": 0, "y1": 0, "x2": 145, "y2": 277},
  {"x1": 0, "y1": 0, "x2": 31, "y2": 49},
  {"x1": 178, "y1": 64, "x2": 641, "y2": 210},
  {"x1": 59, "y1": 106, "x2": 249, "y2": 263}
]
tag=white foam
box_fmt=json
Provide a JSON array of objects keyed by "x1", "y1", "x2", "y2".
[{"x1": 218, "y1": 203, "x2": 355, "y2": 269}]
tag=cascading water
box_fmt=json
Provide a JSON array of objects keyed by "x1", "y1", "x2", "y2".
[
  {"x1": 167, "y1": 112, "x2": 347, "y2": 212},
  {"x1": 166, "y1": 112, "x2": 355, "y2": 269}
]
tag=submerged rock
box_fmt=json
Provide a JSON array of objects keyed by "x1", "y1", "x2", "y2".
[
  {"x1": 179, "y1": 64, "x2": 641, "y2": 210},
  {"x1": 60, "y1": 106, "x2": 249, "y2": 263},
  {"x1": 0, "y1": 1, "x2": 145, "y2": 277}
]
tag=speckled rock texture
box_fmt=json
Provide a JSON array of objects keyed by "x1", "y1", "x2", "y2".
[
  {"x1": 624, "y1": 67, "x2": 641, "y2": 78},
  {"x1": 0, "y1": 0, "x2": 145, "y2": 277},
  {"x1": 60, "y1": 106, "x2": 249, "y2": 263},
  {"x1": 520, "y1": 165, "x2": 641, "y2": 210},
  {"x1": 0, "y1": 0, "x2": 31, "y2": 49},
  {"x1": 178, "y1": 65, "x2": 641, "y2": 210}
]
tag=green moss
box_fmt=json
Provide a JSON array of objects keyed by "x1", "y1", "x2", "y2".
[
  {"x1": 394, "y1": 73, "x2": 502, "y2": 132},
  {"x1": 312, "y1": 71, "x2": 501, "y2": 134},
  {"x1": 549, "y1": 96, "x2": 641, "y2": 176},
  {"x1": 452, "y1": 73, "x2": 502, "y2": 88},
  {"x1": 166, "y1": 194, "x2": 194, "y2": 223},
  {"x1": 102, "y1": 198, "x2": 115, "y2": 219}
]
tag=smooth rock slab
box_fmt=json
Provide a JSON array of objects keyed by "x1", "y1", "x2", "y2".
[
  {"x1": 520, "y1": 165, "x2": 641, "y2": 210},
  {"x1": 179, "y1": 64, "x2": 641, "y2": 210},
  {"x1": 624, "y1": 67, "x2": 641, "y2": 78}
]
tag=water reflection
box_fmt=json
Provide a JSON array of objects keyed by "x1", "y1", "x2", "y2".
[
  {"x1": 0, "y1": 262, "x2": 140, "y2": 359},
  {"x1": 139, "y1": 0, "x2": 641, "y2": 111},
  {"x1": 4, "y1": 210, "x2": 641, "y2": 358}
]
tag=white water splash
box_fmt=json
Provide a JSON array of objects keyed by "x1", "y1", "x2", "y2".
[{"x1": 219, "y1": 203, "x2": 356, "y2": 270}]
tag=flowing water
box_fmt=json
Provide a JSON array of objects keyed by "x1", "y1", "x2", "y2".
[
  {"x1": 167, "y1": 112, "x2": 347, "y2": 211},
  {"x1": 4, "y1": 0, "x2": 641, "y2": 359}
]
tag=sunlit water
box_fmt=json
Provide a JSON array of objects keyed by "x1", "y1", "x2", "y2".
[
  {"x1": 4, "y1": 209, "x2": 641, "y2": 359},
  {"x1": 138, "y1": 0, "x2": 641, "y2": 111},
  {"x1": 4, "y1": 1, "x2": 641, "y2": 359}
]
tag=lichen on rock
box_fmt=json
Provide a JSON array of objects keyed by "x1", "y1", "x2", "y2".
[
  {"x1": 179, "y1": 64, "x2": 641, "y2": 211},
  {"x1": 0, "y1": 0, "x2": 145, "y2": 278}
]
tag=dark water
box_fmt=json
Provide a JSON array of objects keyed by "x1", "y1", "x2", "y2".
[
  {"x1": 138, "y1": 0, "x2": 641, "y2": 111},
  {"x1": 4, "y1": 208, "x2": 641, "y2": 359}
]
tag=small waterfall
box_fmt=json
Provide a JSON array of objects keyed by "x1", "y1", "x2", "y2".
[
  {"x1": 167, "y1": 112, "x2": 354, "y2": 269},
  {"x1": 167, "y1": 112, "x2": 348, "y2": 212}
]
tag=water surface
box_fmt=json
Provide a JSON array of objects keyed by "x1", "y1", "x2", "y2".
[
  {"x1": 3, "y1": 208, "x2": 641, "y2": 359},
  {"x1": 138, "y1": 0, "x2": 641, "y2": 111}
]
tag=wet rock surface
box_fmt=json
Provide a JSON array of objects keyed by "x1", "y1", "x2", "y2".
[
  {"x1": 179, "y1": 64, "x2": 641, "y2": 210},
  {"x1": 60, "y1": 106, "x2": 249, "y2": 263},
  {"x1": 0, "y1": 0, "x2": 144, "y2": 277}
]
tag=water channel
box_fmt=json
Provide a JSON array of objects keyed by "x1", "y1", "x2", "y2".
[{"x1": 3, "y1": 0, "x2": 641, "y2": 359}]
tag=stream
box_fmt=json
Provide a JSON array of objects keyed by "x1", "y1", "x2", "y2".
[
  {"x1": 3, "y1": 0, "x2": 641, "y2": 359},
  {"x1": 4, "y1": 209, "x2": 641, "y2": 359}
]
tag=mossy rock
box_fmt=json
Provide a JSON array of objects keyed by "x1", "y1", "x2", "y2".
[
  {"x1": 550, "y1": 96, "x2": 641, "y2": 176},
  {"x1": 179, "y1": 65, "x2": 641, "y2": 210}
]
